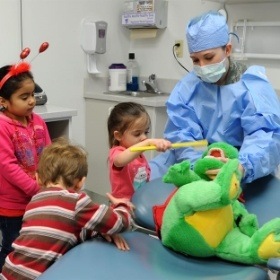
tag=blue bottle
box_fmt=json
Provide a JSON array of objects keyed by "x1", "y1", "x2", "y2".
[{"x1": 126, "y1": 53, "x2": 139, "y2": 91}]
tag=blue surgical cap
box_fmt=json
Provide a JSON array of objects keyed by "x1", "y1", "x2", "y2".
[{"x1": 186, "y1": 11, "x2": 229, "y2": 53}]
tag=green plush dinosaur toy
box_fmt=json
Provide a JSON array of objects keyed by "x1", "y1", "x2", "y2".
[{"x1": 161, "y1": 142, "x2": 280, "y2": 265}]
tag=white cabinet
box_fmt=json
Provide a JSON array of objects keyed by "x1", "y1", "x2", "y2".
[
  {"x1": 34, "y1": 105, "x2": 77, "y2": 140},
  {"x1": 85, "y1": 97, "x2": 167, "y2": 195}
]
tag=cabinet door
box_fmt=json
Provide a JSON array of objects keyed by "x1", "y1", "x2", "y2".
[{"x1": 85, "y1": 99, "x2": 113, "y2": 195}]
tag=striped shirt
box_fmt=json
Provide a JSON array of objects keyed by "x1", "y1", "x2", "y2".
[{"x1": 0, "y1": 187, "x2": 132, "y2": 280}]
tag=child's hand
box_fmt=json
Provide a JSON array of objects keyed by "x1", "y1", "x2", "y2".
[
  {"x1": 100, "y1": 233, "x2": 130, "y2": 251},
  {"x1": 148, "y1": 138, "x2": 172, "y2": 152},
  {"x1": 106, "y1": 193, "x2": 135, "y2": 210}
]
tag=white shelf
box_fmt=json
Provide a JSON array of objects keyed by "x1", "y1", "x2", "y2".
[
  {"x1": 232, "y1": 53, "x2": 280, "y2": 60},
  {"x1": 232, "y1": 20, "x2": 280, "y2": 60},
  {"x1": 205, "y1": 0, "x2": 280, "y2": 3},
  {"x1": 234, "y1": 21, "x2": 280, "y2": 27}
]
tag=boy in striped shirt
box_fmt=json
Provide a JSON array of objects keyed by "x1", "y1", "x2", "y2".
[{"x1": 1, "y1": 138, "x2": 134, "y2": 280}]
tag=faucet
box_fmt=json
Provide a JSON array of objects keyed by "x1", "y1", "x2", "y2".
[{"x1": 142, "y1": 74, "x2": 160, "y2": 93}]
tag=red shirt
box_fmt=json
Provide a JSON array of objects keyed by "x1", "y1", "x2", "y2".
[
  {"x1": 1, "y1": 187, "x2": 132, "y2": 280},
  {"x1": 109, "y1": 146, "x2": 151, "y2": 200}
]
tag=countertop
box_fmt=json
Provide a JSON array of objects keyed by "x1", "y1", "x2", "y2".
[
  {"x1": 34, "y1": 104, "x2": 77, "y2": 121},
  {"x1": 84, "y1": 92, "x2": 169, "y2": 107}
]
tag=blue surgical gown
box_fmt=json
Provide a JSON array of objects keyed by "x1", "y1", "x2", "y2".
[{"x1": 150, "y1": 66, "x2": 280, "y2": 183}]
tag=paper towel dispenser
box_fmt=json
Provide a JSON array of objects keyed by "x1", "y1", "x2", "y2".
[{"x1": 122, "y1": 0, "x2": 167, "y2": 29}]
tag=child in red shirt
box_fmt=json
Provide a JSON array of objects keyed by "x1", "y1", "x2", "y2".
[
  {"x1": 1, "y1": 138, "x2": 134, "y2": 280},
  {"x1": 107, "y1": 102, "x2": 171, "y2": 203}
]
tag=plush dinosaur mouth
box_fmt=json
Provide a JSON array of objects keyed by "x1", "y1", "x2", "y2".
[{"x1": 206, "y1": 148, "x2": 226, "y2": 158}]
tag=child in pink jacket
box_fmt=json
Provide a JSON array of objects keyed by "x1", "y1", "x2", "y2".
[{"x1": 0, "y1": 62, "x2": 51, "y2": 271}]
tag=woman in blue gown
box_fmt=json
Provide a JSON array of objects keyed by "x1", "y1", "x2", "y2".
[{"x1": 150, "y1": 11, "x2": 280, "y2": 183}]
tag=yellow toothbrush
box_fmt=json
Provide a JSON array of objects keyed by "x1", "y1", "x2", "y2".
[{"x1": 130, "y1": 139, "x2": 208, "y2": 152}]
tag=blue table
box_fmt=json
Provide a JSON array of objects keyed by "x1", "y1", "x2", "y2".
[
  {"x1": 38, "y1": 231, "x2": 267, "y2": 280},
  {"x1": 38, "y1": 175, "x2": 280, "y2": 280}
]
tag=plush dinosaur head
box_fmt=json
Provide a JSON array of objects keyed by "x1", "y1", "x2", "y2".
[{"x1": 194, "y1": 142, "x2": 239, "y2": 180}]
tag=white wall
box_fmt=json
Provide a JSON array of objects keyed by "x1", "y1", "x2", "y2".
[
  {"x1": 16, "y1": 0, "x2": 220, "y2": 146},
  {"x1": 1, "y1": 0, "x2": 279, "y2": 147},
  {"x1": 20, "y1": 0, "x2": 137, "y2": 146},
  {"x1": 124, "y1": 0, "x2": 219, "y2": 79},
  {"x1": 226, "y1": 2, "x2": 280, "y2": 90},
  {"x1": 0, "y1": 0, "x2": 21, "y2": 65}
]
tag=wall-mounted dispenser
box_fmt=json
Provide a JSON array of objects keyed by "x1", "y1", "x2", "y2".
[
  {"x1": 80, "y1": 19, "x2": 108, "y2": 74},
  {"x1": 122, "y1": 0, "x2": 167, "y2": 29}
]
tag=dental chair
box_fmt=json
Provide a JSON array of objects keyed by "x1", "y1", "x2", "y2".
[{"x1": 38, "y1": 175, "x2": 280, "y2": 280}]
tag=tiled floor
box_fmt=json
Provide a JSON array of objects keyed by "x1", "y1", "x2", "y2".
[
  {"x1": 84, "y1": 189, "x2": 108, "y2": 205},
  {"x1": 269, "y1": 270, "x2": 277, "y2": 280}
]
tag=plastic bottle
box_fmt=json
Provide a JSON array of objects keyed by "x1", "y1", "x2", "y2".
[
  {"x1": 108, "y1": 63, "x2": 127, "y2": 92},
  {"x1": 126, "y1": 53, "x2": 139, "y2": 91}
]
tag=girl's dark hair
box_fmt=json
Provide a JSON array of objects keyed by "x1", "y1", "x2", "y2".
[
  {"x1": 107, "y1": 102, "x2": 150, "y2": 148},
  {"x1": 0, "y1": 65, "x2": 34, "y2": 100}
]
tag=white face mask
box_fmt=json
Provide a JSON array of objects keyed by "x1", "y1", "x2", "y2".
[{"x1": 193, "y1": 57, "x2": 227, "y2": 83}]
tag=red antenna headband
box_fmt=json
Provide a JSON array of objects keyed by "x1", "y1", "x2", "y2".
[{"x1": 0, "y1": 42, "x2": 49, "y2": 90}]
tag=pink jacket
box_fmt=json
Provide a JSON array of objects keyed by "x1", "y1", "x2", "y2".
[{"x1": 0, "y1": 112, "x2": 51, "y2": 211}]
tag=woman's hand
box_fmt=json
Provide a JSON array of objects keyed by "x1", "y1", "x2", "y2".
[
  {"x1": 205, "y1": 157, "x2": 244, "y2": 180},
  {"x1": 100, "y1": 233, "x2": 130, "y2": 251}
]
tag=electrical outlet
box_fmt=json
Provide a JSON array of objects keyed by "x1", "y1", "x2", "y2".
[{"x1": 175, "y1": 40, "x2": 184, "y2": 58}]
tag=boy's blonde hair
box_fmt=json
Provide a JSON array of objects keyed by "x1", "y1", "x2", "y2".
[{"x1": 37, "y1": 138, "x2": 88, "y2": 188}]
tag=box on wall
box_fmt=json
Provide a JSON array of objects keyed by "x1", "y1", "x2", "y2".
[{"x1": 122, "y1": 0, "x2": 168, "y2": 29}]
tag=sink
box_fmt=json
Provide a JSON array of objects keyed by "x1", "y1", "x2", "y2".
[{"x1": 104, "y1": 91, "x2": 169, "y2": 98}]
